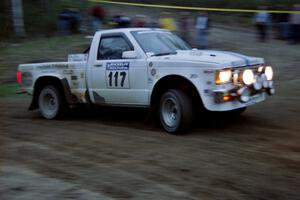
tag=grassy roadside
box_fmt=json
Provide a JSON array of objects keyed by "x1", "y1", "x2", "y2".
[
  {"x1": 0, "y1": 83, "x2": 19, "y2": 97},
  {"x1": 0, "y1": 35, "x2": 90, "y2": 84},
  {"x1": 0, "y1": 35, "x2": 90, "y2": 97}
]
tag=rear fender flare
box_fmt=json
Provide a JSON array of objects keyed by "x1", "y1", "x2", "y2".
[{"x1": 29, "y1": 76, "x2": 78, "y2": 110}]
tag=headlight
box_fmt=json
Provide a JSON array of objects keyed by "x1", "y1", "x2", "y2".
[
  {"x1": 215, "y1": 69, "x2": 232, "y2": 85},
  {"x1": 258, "y1": 66, "x2": 264, "y2": 73},
  {"x1": 265, "y1": 66, "x2": 274, "y2": 81},
  {"x1": 242, "y1": 69, "x2": 254, "y2": 85}
]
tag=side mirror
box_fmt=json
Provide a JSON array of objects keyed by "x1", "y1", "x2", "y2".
[{"x1": 122, "y1": 51, "x2": 138, "y2": 59}]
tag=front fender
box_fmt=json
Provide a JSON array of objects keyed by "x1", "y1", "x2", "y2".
[{"x1": 149, "y1": 68, "x2": 216, "y2": 111}]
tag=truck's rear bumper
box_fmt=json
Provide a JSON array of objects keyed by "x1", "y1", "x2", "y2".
[{"x1": 16, "y1": 89, "x2": 31, "y2": 95}]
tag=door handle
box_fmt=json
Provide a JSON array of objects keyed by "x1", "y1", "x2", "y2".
[{"x1": 94, "y1": 64, "x2": 103, "y2": 67}]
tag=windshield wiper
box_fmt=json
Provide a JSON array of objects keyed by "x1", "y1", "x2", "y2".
[{"x1": 151, "y1": 52, "x2": 177, "y2": 57}]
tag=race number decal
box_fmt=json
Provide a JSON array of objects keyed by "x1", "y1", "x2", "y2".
[{"x1": 106, "y1": 62, "x2": 130, "y2": 88}]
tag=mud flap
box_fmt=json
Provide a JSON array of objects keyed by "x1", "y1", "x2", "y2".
[
  {"x1": 61, "y1": 78, "x2": 78, "y2": 104},
  {"x1": 28, "y1": 78, "x2": 78, "y2": 111}
]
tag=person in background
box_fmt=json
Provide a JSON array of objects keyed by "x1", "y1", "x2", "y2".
[
  {"x1": 254, "y1": 6, "x2": 272, "y2": 42},
  {"x1": 90, "y1": 5, "x2": 105, "y2": 33},
  {"x1": 195, "y1": 11, "x2": 209, "y2": 49},
  {"x1": 112, "y1": 12, "x2": 131, "y2": 28},
  {"x1": 58, "y1": 9, "x2": 71, "y2": 35},
  {"x1": 277, "y1": 12, "x2": 290, "y2": 40},
  {"x1": 147, "y1": 17, "x2": 159, "y2": 28},
  {"x1": 159, "y1": 12, "x2": 177, "y2": 32},
  {"x1": 132, "y1": 15, "x2": 146, "y2": 27},
  {"x1": 273, "y1": 5, "x2": 290, "y2": 40},
  {"x1": 119, "y1": 16, "x2": 131, "y2": 28},
  {"x1": 179, "y1": 12, "x2": 193, "y2": 44},
  {"x1": 290, "y1": 4, "x2": 300, "y2": 44},
  {"x1": 69, "y1": 9, "x2": 81, "y2": 34}
]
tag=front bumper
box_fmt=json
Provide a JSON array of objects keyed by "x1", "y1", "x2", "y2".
[{"x1": 213, "y1": 78, "x2": 275, "y2": 104}]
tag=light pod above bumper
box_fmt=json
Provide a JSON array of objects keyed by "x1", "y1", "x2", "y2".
[
  {"x1": 237, "y1": 86, "x2": 251, "y2": 103},
  {"x1": 253, "y1": 75, "x2": 263, "y2": 91}
]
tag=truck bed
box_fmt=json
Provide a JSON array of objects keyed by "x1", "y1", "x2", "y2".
[{"x1": 18, "y1": 60, "x2": 88, "y2": 103}]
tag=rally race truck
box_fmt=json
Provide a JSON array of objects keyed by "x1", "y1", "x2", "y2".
[{"x1": 17, "y1": 28, "x2": 275, "y2": 134}]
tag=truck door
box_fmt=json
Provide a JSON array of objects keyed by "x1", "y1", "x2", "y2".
[{"x1": 89, "y1": 33, "x2": 148, "y2": 106}]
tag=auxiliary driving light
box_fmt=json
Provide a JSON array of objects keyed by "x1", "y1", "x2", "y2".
[
  {"x1": 258, "y1": 66, "x2": 264, "y2": 73},
  {"x1": 261, "y1": 74, "x2": 269, "y2": 88},
  {"x1": 268, "y1": 81, "x2": 273, "y2": 88},
  {"x1": 253, "y1": 75, "x2": 263, "y2": 91},
  {"x1": 242, "y1": 69, "x2": 254, "y2": 86},
  {"x1": 238, "y1": 86, "x2": 251, "y2": 103},
  {"x1": 216, "y1": 69, "x2": 232, "y2": 85},
  {"x1": 268, "y1": 88, "x2": 275, "y2": 95},
  {"x1": 265, "y1": 66, "x2": 274, "y2": 81}
]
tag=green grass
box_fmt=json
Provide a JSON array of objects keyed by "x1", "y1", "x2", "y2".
[
  {"x1": 0, "y1": 35, "x2": 90, "y2": 83},
  {"x1": 0, "y1": 83, "x2": 19, "y2": 97},
  {"x1": 0, "y1": 35, "x2": 90, "y2": 97}
]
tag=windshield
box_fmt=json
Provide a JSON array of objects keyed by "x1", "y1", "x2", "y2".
[{"x1": 131, "y1": 30, "x2": 191, "y2": 56}]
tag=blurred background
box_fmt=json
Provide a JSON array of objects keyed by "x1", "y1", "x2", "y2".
[
  {"x1": 1, "y1": 0, "x2": 300, "y2": 39},
  {"x1": 1, "y1": 1, "x2": 300, "y2": 200},
  {"x1": 1, "y1": 0, "x2": 299, "y2": 84}
]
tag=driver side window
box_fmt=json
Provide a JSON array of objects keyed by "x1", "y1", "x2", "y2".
[{"x1": 98, "y1": 36, "x2": 133, "y2": 60}]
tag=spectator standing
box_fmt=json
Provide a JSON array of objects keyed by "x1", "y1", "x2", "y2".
[
  {"x1": 254, "y1": 6, "x2": 272, "y2": 42},
  {"x1": 290, "y1": 4, "x2": 300, "y2": 44},
  {"x1": 159, "y1": 12, "x2": 177, "y2": 32},
  {"x1": 195, "y1": 11, "x2": 209, "y2": 49},
  {"x1": 277, "y1": 13, "x2": 290, "y2": 40},
  {"x1": 147, "y1": 17, "x2": 159, "y2": 28},
  {"x1": 273, "y1": 5, "x2": 290, "y2": 40},
  {"x1": 112, "y1": 13, "x2": 131, "y2": 28},
  {"x1": 132, "y1": 15, "x2": 146, "y2": 27},
  {"x1": 58, "y1": 9, "x2": 71, "y2": 35},
  {"x1": 179, "y1": 12, "x2": 193, "y2": 44},
  {"x1": 90, "y1": 5, "x2": 105, "y2": 33},
  {"x1": 69, "y1": 9, "x2": 81, "y2": 34}
]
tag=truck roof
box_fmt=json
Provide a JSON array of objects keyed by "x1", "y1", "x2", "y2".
[{"x1": 95, "y1": 28, "x2": 166, "y2": 35}]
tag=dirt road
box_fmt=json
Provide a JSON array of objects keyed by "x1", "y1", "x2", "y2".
[{"x1": 1, "y1": 26, "x2": 300, "y2": 200}]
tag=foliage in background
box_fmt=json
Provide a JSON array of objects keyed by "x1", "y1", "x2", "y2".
[
  {"x1": 0, "y1": 0, "x2": 87, "y2": 40},
  {"x1": 23, "y1": 0, "x2": 87, "y2": 37},
  {"x1": 0, "y1": 0, "x2": 299, "y2": 97},
  {"x1": 0, "y1": 0, "x2": 13, "y2": 39},
  {"x1": 114, "y1": 0, "x2": 300, "y2": 8},
  {"x1": 1, "y1": 0, "x2": 300, "y2": 40},
  {"x1": 0, "y1": 35, "x2": 90, "y2": 84}
]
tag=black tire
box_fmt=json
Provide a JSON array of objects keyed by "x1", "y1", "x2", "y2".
[
  {"x1": 159, "y1": 89, "x2": 194, "y2": 134},
  {"x1": 38, "y1": 85, "x2": 66, "y2": 119}
]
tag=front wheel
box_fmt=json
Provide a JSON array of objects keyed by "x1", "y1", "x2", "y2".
[
  {"x1": 38, "y1": 85, "x2": 66, "y2": 119},
  {"x1": 159, "y1": 89, "x2": 194, "y2": 134},
  {"x1": 226, "y1": 107, "x2": 247, "y2": 117}
]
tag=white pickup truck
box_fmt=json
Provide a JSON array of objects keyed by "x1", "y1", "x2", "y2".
[{"x1": 17, "y1": 28, "x2": 274, "y2": 134}]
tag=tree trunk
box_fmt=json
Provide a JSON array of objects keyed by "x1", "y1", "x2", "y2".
[{"x1": 11, "y1": 0, "x2": 25, "y2": 37}]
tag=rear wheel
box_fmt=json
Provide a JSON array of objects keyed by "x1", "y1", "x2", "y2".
[
  {"x1": 38, "y1": 85, "x2": 66, "y2": 119},
  {"x1": 159, "y1": 89, "x2": 194, "y2": 134}
]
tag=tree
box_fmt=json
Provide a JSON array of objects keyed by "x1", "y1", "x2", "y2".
[{"x1": 11, "y1": 0, "x2": 25, "y2": 37}]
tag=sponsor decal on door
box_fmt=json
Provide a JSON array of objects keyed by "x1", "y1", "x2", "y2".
[{"x1": 106, "y1": 62, "x2": 130, "y2": 88}]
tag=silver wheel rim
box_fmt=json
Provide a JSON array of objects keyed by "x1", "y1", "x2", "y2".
[
  {"x1": 161, "y1": 97, "x2": 180, "y2": 128},
  {"x1": 39, "y1": 88, "x2": 59, "y2": 119}
]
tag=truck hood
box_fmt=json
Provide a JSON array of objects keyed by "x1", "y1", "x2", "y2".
[{"x1": 149, "y1": 50, "x2": 264, "y2": 67}]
